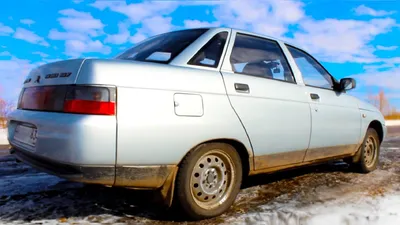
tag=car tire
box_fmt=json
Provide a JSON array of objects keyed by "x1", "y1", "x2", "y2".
[
  {"x1": 174, "y1": 142, "x2": 243, "y2": 220},
  {"x1": 348, "y1": 128, "x2": 380, "y2": 173}
]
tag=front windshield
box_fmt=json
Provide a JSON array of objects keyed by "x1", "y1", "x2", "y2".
[{"x1": 115, "y1": 28, "x2": 209, "y2": 64}]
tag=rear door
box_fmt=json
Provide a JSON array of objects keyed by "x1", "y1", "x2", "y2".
[
  {"x1": 284, "y1": 45, "x2": 361, "y2": 161},
  {"x1": 220, "y1": 31, "x2": 312, "y2": 170}
]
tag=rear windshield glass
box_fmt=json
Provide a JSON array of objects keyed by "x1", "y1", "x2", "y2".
[{"x1": 115, "y1": 28, "x2": 209, "y2": 64}]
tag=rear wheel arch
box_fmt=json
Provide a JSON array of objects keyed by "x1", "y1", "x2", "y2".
[
  {"x1": 173, "y1": 140, "x2": 246, "y2": 219},
  {"x1": 160, "y1": 138, "x2": 252, "y2": 209},
  {"x1": 179, "y1": 138, "x2": 252, "y2": 177}
]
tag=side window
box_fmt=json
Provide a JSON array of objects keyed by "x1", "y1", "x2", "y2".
[
  {"x1": 188, "y1": 31, "x2": 228, "y2": 68},
  {"x1": 229, "y1": 33, "x2": 295, "y2": 83},
  {"x1": 286, "y1": 45, "x2": 334, "y2": 89}
]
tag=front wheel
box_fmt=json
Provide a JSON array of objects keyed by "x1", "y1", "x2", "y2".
[
  {"x1": 347, "y1": 128, "x2": 380, "y2": 173},
  {"x1": 174, "y1": 142, "x2": 243, "y2": 220}
]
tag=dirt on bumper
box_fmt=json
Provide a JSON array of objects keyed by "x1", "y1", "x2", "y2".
[{"x1": 11, "y1": 146, "x2": 177, "y2": 190}]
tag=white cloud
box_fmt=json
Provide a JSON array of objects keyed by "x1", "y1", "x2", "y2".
[
  {"x1": 363, "y1": 63, "x2": 396, "y2": 72},
  {"x1": 353, "y1": 65, "x2": 400, "y2": 110},
  {"x1": 0, "y1": 51, "x2": 11, "y2": 56},
  {"x1": 287, "y1": 18, "x2": 396, "y2": 63},
  {"x1": 130, "y1": 32, "x2": 147, "y2": 44},
  {"x1": 65, "y1": 39, "x2": 111, "y2": 57},
  {"x1": 91, "y1": 1, "x2": 177, "y2": 24},
  {"x1": 355, "y1": 66, "x2": 400, "y2": 90},
  {"x1": 104, "y1": 22, "x2": 130, "y2": 45},
  {"x1": 48, "y1": 29, "x2": 88, "y2": 41},
  {"x1": 183, "y1": 20, "x2": 221, "y2": 29},
  {"x1": 20, "y1": 19, "x2": 35, "y2": 25},
  {"x1": 213, "y1": 0, "x2": 305, "y2": 37},
  {"x1": 376, "y1": 45, "x2": 398, "y2": 51},
  {"x1": 0, "y1": 57, "x2": 36, "y2": 100},
  {"x1": 58, "y1": 9, "x2": 104, "y2": 37},
  {"x1": 0, "y1": 23, "x2": 14, "y2": 36},
  {"x1": 127, "y1": 16, "x2": 175, "y2": 44},
  {"x1": 32, "y1": 51, "x2": 49, "y2": 58},
  {"x1": 210, "y1": 0, "x2": 398, "y2": 65},
  {"x1": 13, "y1": 28, "x2": 49, "y2": 46},
  {"x1": 73, "y1": 0, "x2": 84, "y2": 3},
  {"x1": 91, "y1": 1, "x2": 178, "y2": 42},
  {"x1": 178, "y1": 1, "x2": 224, "y2": 6},
  {"x1": 141, "y1": 16, "x2": 174, "y2": 36},
  {"x1": 354, "y1": 5, "x2": 396, "y2": 17},
  {"x1": 59, "y1": 8, "x2": 93, "y2": 19},
  {"x1": 48, "y1": 9, "x2": 111, "y2": 57}
]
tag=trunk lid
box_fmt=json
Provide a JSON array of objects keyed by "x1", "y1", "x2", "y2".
[
  {"x1": 17, "y1": 59, "x2": 87, "y2": 113},
  {"x1": 23, "y1": 59, "x2": 86, "y2": 88}
]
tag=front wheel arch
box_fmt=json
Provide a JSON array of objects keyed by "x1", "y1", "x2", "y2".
[{"x1": 369, "y1": 120, "x2": 384, "y2": 144}]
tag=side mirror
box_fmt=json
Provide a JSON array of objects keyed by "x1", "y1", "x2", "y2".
[{"x1": 339, "y1": 78, "x2": 356, "y2": 91}]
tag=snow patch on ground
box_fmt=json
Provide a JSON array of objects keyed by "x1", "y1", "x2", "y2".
[
  {"x1": 0, "y1": 128, "x2": 8, "y2": 145},
  {"x1": 386, "y1": 120, "x2": 400, "y2": 126},
  {"x1": 228, "y1": 192, "x2": 400, "y2": 225}
]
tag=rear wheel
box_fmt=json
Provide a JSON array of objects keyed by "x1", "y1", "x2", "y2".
[
  {"x1": 174, "y1": 142, "x2": 242, "y2": 220},
  {"x1": 346, "y1": 128, "x2": 380, "y2": 173}
]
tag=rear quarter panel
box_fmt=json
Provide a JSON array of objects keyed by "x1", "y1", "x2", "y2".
[{"x1": 76, "y1": 59, "x2": 252, "y2": 166}]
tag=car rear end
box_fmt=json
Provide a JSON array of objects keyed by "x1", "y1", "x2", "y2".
[{"x1": 7, "y1": 59, "x2": 117, "y2": 185}]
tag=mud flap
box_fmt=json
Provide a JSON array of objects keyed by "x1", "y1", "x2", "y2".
[
  {"x1": 350, "y1": 144, "x2": 363, "y2": 163},
  {"x1": 158, "y1": 166, "x2": 178, "y2": 207}
]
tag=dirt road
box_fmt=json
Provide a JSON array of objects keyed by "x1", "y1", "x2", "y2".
[{"x1": 0, "y1": 127, "x2": 399, "y2": 225}]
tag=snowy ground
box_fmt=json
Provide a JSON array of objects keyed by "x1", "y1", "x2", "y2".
[
  {"x1": 0, "y1": 127, "x2": 399, "y2": 225},
  {"x1": 0, "y1": 129, "x2": 7, "y2": 146}
]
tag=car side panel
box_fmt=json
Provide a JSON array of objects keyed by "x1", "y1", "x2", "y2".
[
  {"x1": 220, "y1": 72, "x2": 312, "y2": 169},
  {"x1": 218, "y1": 30, "x2": 311, "y2": 170},
  {"x1": 76, "y1": 59, "x2": 253, "y2": 166},
  {"x1": 301, "y1": 88, "x2": 362, "y2": 161}
]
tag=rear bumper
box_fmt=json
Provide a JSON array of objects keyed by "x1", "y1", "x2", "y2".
[
  {"x1": 11, "y1": 146, "x2": 177, "y2": 189},
  {"x1": 7, "y1": 109, "x2": 117, "y2": 165},
  {"x1": 11, "y1": 146, "x2": 115, "y2": 185}
]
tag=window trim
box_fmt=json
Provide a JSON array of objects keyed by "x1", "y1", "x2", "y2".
[
  {"x1": 187, "y1": 31, "x2": 229, "y2": 68},
  {"x1": 115, "y1": 28, "x2": 209, "y2": 64},
  {"x1": 285, "y1": 44, "x2": 339, "y2": 91},
  {"x1": 229, "y1": 33, "x2": 297, "y2": 84}
]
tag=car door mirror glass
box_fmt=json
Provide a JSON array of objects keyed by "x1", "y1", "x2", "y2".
[{"x1": 340, "y1": 78, "x2": 356, "y2": 91}]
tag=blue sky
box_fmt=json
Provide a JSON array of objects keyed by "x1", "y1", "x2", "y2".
[{"x1": 1, "y1": 0, "x2": 399, "y2": 112}]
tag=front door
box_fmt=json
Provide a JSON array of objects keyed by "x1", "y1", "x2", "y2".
[
  {"x1": 220, "y1": 31, "x2": 312, "y2": 170},
  {"x1": 285, "y1": 45, "x2": 362, "y2": 161}
]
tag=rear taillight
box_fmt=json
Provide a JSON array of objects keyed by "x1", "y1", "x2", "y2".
[
  {"x1": 18, "y1": 85, "x2": 116, "y2": 116},
  {"x1": 63, "y1": 86, "x2": 116, "y2": 115},
  {"x1": 64, "y1": 100, "x2": 115, "y2": 115}
]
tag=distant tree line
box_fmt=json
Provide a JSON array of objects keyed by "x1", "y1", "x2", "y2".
[
  {"x1": 0, "y1": 99, "x2": 14, "y2": 128},
  {"x1": 368, "y1": 89, "x2": 400, "y2": 120}
]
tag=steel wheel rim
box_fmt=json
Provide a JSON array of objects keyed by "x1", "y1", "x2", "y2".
[
  {"x1": 364, "y1": 136, "x2": 377, "y2": 167},
  {"x1": 190, "y1": 149, "x2": 235, "y2": 210}
]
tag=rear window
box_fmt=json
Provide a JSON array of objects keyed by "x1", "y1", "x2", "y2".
[{"x1": 115, "y1": 28, "x2": 209, "y2": 64}]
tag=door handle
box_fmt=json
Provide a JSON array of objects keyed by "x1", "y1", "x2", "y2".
[
  {"x1": 310, "y1": 93, "x2": 320, "y2": 100},
  {"x1": 234, "y1": 83, "x2": 249, "y2": 92}
]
